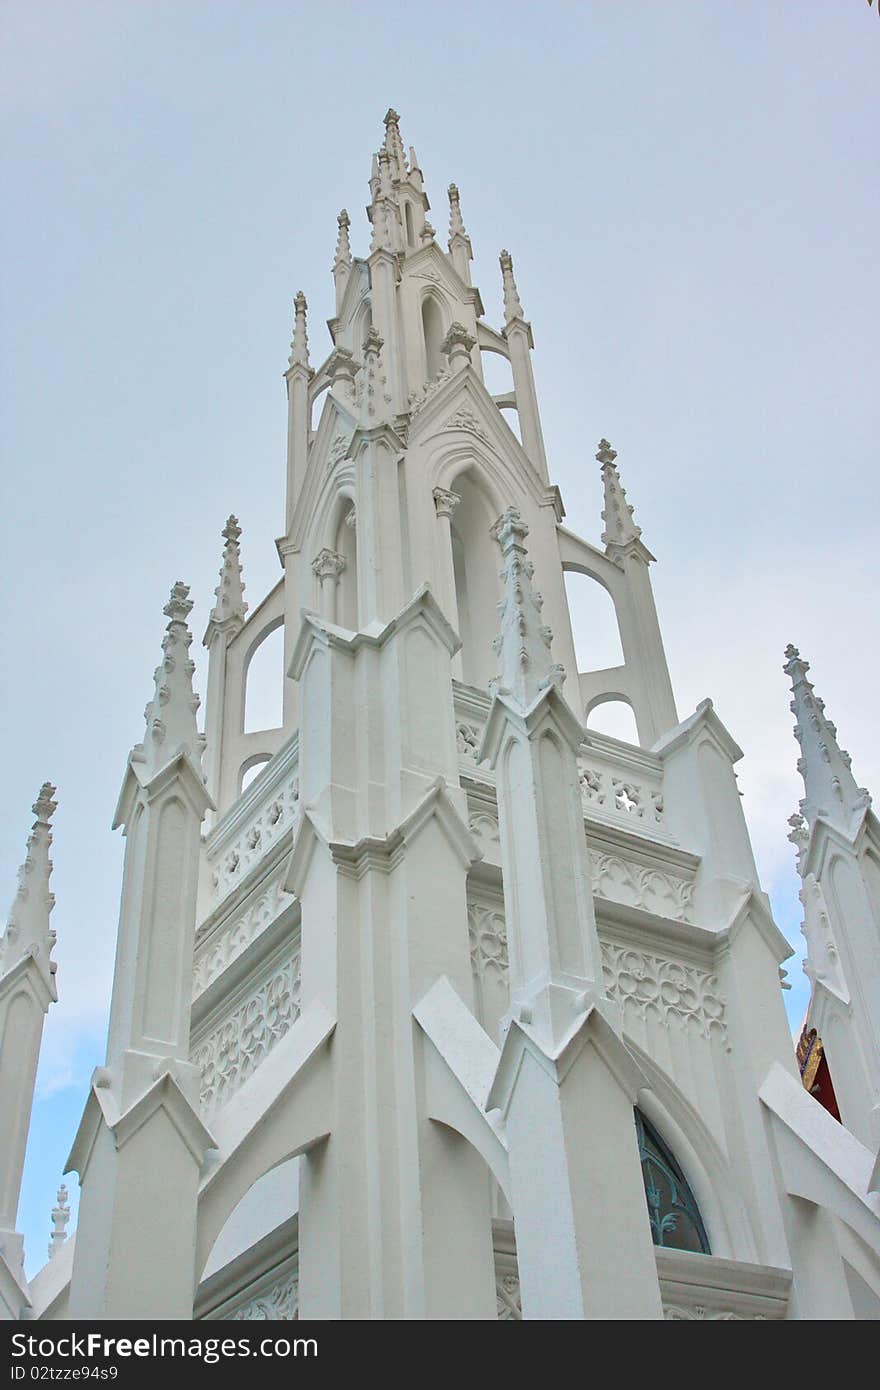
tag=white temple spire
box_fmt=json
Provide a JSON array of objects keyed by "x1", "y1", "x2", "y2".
[
  {"x1": 208, "y1": 515, "x2": 247, "y2": 635},
  {"x1": 490, "y1": 508, "x2": 565, "y2": 708},
  {"x1": 499, "y1": 248, "x2": 525, "y2": 324},
  {"x1": 598, "y1": 438, "x2": 642, "y2": 550},
  {"x1": 288, "y1": 290, "x2": 310, "y2": 369},
  {"x1": 0, "y1": 782, "x2": 58, "y2": 988},
  {"x1": 783, "y1": 644, "x2": 870, "y2": 833},
  {"x1": 139, "y1": 582, "x2": 203, "y2": 779},
  {"x1": 383, "y1": 107, "x2": 408, "y2": 180},
  {"x1": 332, "y1": 209, "x2": 353, "y2": 312},
  {"x1": 47, "y1": 1184, "x2": 70, "y2": 1261},
  {"x1": 447, "y1": 183, "x2": 473, "y2": 283}
]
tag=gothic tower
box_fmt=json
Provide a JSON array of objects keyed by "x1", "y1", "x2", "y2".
[{"x1": 6, "y1": 112, "x2": 880, "y2": 1322}]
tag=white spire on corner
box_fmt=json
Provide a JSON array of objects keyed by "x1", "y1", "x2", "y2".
[
  {"x1": 288, "y1": 290, "x2": 310, "y2": 370},
  {"x1": 139, "y1": 583, "x2": 203, "y2": 778},
  {"x1": 489, "y1": 507, "x2": 565, "y2": 710},
  {"x1": 208, "y1": 515, "x2": 248, "y2": 634},
  {"x1": 784, "y1": 643, "x2": 871, "y2": 833},
  {"x1": 0, "y1": 782, "x2": 58, "y2": 991},
  {"x1": 499, "y1": 249, "x2": 525, "y2": 325},
  {"x1": 598, "y1": 439, "x2": 642, "y2": 550}
]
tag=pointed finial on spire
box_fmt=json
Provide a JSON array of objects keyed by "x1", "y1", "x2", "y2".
[
  {"x1": 598, "y1": 440, "x2": 642, "y2": 550},
  {"x1": 448, "y1": 183, "x2": 466, "y2": 239},
  {"x1": 208, "y1": 515, "x2": 248, "y2": 635},
  {"x1": 288, "y1": 291, "x2": 310, "y2": 369},
  {"x1": 47, "y1": 1184, "x2": 70, "y2": 1261},
  {"x1": 1, "y1": 783, "x2": 58, "y2": 989},
  {"x1": 783, "y1": 644, "x2": 870, "y2": 833},
  {"x1": 383, "y1": 107, "x2": 407, "y2": 179},
  {"x1": 489, "y1": 508, "x2": 565, "y2": 709},
  {"x1": 140, "y1": 583, "x2": 203, "y2": 777},
  {"x1": 333, "y1": 210, "x2": 352, "y2": 273},
  {"x1": 499, "y1": 249, "x2": 525, "y2": 325}
]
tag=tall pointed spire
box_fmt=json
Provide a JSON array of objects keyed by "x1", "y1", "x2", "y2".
[
  {"x1": 48, "y1": 1183, "x2": 70, "y2": 1261},
  {"x1": 448, "y1": 183, "x2": 466, "y2": 240},
  {"x1": 208, "y1": 515, "x2": 247, "y2": 634},
  {"x1": 383, "y1": 107, "x2": 408, "y2": 179},
  {"x1": 598, "y1": 439, "x2": 642, "y2": 550},
  {"x1": 140, "y1": 583, "x2": 202, "y2": 778},
  {"x1": 288, "y1": 290, "x2": 310, "y2": 368},
  {"x1": 1, "y1": 782, "x2": 57, "y2": 987},
  {"x1": 783, "y1": 644, "x2": 870, "y2": 832},
  {"x1": 490, "y1": 508, "x2": 565, "y2": 709},
  {"x1": 332, "y1": 209, "x2": 353, "y2": 311},
  {"x1": 447, "y1": 183, "x2": 473, "y2": 282},
  {"x1": 499, "y1": 249, "x2": 525, "y2": 324}
]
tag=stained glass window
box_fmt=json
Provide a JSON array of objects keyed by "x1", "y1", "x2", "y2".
[{"x1": 635, "y1": 1108, "x2": 710, "y2": 1254}]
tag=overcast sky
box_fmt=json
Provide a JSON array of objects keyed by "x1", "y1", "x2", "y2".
[{"x1": 2, "y1": 2, "x2": 877, "y2": 1276}]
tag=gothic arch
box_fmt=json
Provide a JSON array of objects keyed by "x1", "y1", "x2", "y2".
[
  {"x1": 242, "y1": 617, "x2": 285, "y2": 734},
  {"x1": 421, "y1": 292, "x2": 446, "y2": 381},
  {"x1": 445, "y1": 467, "x2": 502, "y2": 688}
]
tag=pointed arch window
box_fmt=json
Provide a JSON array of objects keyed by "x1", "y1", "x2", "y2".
[
  {"x1": 635, "y1": 1109, "x2": 710, "y2": 1254},
  {"x1": 421, "y1": 295, "x2": 445, "y2": 380}
]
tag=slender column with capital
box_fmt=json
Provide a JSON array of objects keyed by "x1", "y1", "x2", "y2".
[
  {"x1": 432, "y1": 487, "x2": 462, "y2": 679},
  {"x1": 311, "y1": 548, "x2": 346, "y2": 622}
]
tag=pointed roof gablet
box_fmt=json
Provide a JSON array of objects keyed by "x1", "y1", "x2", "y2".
[
  {"x1": 140, "y1": 583, "x2": 203, "y2": 778},
  {"x1": 207, "y1": 515, "x2": 247, "y2": 636},
  {"x1": 783, "y1": 644, "x2": 871, "y2": 834},
  {"x1": 489, "y1": 508, "x2": 566, "y2": 710},
  {"x1": 0, "y1": 783, "x2": 58, "y2": 993},
  {"x1": 598, "y1": 439, "x2": 644, "y2": 552}
]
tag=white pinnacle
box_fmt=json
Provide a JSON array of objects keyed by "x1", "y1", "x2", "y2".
[
  {"x1": 489, "y1": 507, "x2": 565, "y2": 709},
  {"x1": 140, "y1": 583, "x2": 203, "y2": 777},
  {"x1": 784, "y1": 644, "x2": 870, "y2": 833},
  {"x1": 499, "y1": 249, "x2": 525, "y2": 325},
  {"x1": 209, "y1": 515, "x2": 247, "y2": 632},
  {"x1": 598, "y1": 439, "x2": 642, "y2": 549},
  {"x1": 0, "y1": 782, "x2": 57, "y2": 988},
  {"x1": 288, "y1": 291, "x2": 310, "y2": 369},
  {"x1": 48, "y1": 1183, "x2": 70, "y2": 1260}
]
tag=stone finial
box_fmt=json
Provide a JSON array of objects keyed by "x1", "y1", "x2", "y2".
[
  {"x1": 47, "y1": 1184, "x2": 70, "y2": 1261},
  {"x1": 489, "y1": 507, "x2": 565, "y2": 709},
  {"x1": 441, "y1": 321, "x2": 476, "y2": 373},
  {"x1": 598, "y1": 440, "x2": 642, "y2": 550},
  {"x1": 0, "y1": 783, "x2": 58, "y2": 986},
  {"x1": 327, "y1": 346, "x2": 360, "y2": 404},
  {"x1": 383, "y1": 107, "x2": 408, "y2": 178},
  {"x1": 420, "y1": 219, "x2": 436, "y2": 246},
  {"x1": 288, "y1": 291, "x2": 310, "y2": 369},
  {"x1": 448, "y1": 183, "x2": 467, "y2": 240},
  {"x1": 140, "y1": 583, "x2": 203, "y2": 777},
  {"x1": 783, "y1": 644, "x2": 870, "y2": 833},
  {"x1": 208, "y1": 515, "x2": 248, "y2": 636},
  {"x1": 499, "y1": 250, "x2": 525, "y2": 325},
  {"x1": 333, "y1": 209, "x2": 352, "y2": 275},
  {"x1": 787, "y1": 810, "x2": 811, "y2": 875}
]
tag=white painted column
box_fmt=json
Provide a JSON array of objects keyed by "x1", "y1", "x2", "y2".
[{"x1": 431, "y1": 487, "x2": 462, "y2": 680}]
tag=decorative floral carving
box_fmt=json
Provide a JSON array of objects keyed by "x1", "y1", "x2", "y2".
[
  {"x1": 229, "y1": 1273, "x2": 298, "y2": 1320},
  {"x1": 579, "y1": 764, "x2": 664, "y2": 825},
  {"x1": 600, "y1": 940, "x2": 726, "y2": 1041},
  {"x1": 456, "y1": 721, "x2": 482, "y2": 761},
  {"x1": 408, "y1": 365, "x2": 452, "y2": 419},
  {"x1": 191, "y1": 878, "x2": 291, "y2": 1000},
  {"x1": 443, "y1": 406, "x2": 490, "y2": 443},
  {"x1": 468, "y1": 903, "x2": 508, "y2": 981},
  {"x1": 496, "y1": 1273, "x2": 522, "y2": 1319},
  {"x1": 663, "y1": 1305, "x2": 751, "y2": 1320},
  {"x1": 468, "y1": 810, "x2": 500, "y2": 845},
  {"x1": 191, "y1": 952, "x2": 301, "y2": 1114},
  {"x1": 209, "y1": 772, "x2": 300, "y2": 904},
  {"x1": 327, "y1": 433, "x2": 350, "y2": 467},
  {"x1": 589, "y1": 850, "x2": 694, "y2": 923}
]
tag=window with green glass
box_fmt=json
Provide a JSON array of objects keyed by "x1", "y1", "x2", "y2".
[{"x1": 635, "y1": 1108, "x2": 710, "y2": 1254}]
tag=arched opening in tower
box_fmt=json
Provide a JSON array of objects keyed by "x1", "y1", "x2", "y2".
[
  {"x1": 450, "y1": 470, "x2": 501, "y2": 689},
  {"x1": 421, "y1": 295, "x2": 445, "y2": 381}
]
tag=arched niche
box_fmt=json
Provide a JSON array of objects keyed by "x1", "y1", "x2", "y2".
[
  {"x1": 586, "y1": 696, "x2": 640, "y2": 745},
  {"x1": 448, "y1": 469, "x2": 502, "y2": 689},
  {"x1": 421, "y1": 293, "x2": 445, "y2": 381},
  {"x1": 634, "y1": 1107, "x2": 711, "y2": 1254},
  {"x1": 404, "y1": 202, "x2": 416, "y2": 249},
  {"x1": 333, "y1": 495, "x2": 358, "y2": 629},
  {"x1": 564, "y1": 570, "x2": 625, "y2": 673},
  {"x1": 353, "y1": 298, "x2": 372, "y2": 354},
  {"x1": 243, "y1": 620, "x2": 285, "y2": 733}
]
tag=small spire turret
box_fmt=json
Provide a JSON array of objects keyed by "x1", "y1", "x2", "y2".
[
  {"x1": 48, "y1": 1184, "x2": 70, "y2": 1261},
  {"x1": 332, "y1": 210, "x2": 353, "y2": 310},
  {"x1": 383, "y1": 108, "x2": 408, "y2": 180},
  {"x1": 208, "y1": 515, "x2": 247, "y2": 635},
  {"x1": 490, "y1": 508, "x2": 565, "y2": 709},
  {"x1": 1, "y1": 783, "x2": 58, "y2": 988},
  {"x1": 783, "y1": 644, "x2": 870, "y2": 833},
  {"x1": 140, "y1": 583, "x2": 203, "y2": 778},
  {"x1": 499, "y1": 249, "x2": 525, "y2": 325},
  {"x1": 288, "y1": 291, "x2": 310, "y2": 369},
  {"x1": 598, "y1": 439, "x2": 642, "y2": 550},
  {"x1": 447, "y1": 184, "x2": 473, "y2": 282}
]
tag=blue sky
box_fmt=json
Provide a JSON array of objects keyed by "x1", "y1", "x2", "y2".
[{"x1": 2, "y1": 2, "x2": 878, "y2": 1278}]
